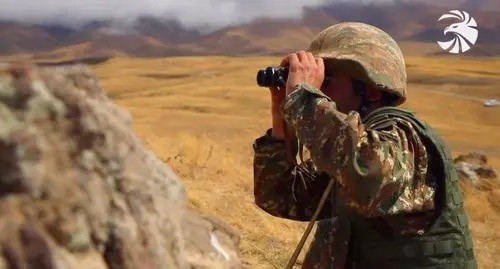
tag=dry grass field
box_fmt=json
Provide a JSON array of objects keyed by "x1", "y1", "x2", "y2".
[{"x1": 90, "y1": 56, "x2": 500, "y2": 268}]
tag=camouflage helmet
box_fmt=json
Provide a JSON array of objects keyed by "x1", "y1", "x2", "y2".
[{"x1": 308, "y1": 22, "x2": 407, "y2": 105}]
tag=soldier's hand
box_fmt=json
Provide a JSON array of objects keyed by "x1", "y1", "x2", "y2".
[{"x1": 280, "y1": 51, "x2": 324, "y2": 95}]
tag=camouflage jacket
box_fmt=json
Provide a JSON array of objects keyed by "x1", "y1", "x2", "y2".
[
  {"x1": 253, "y1": 83, "x2": 460, "y2": 268},
  {"x1": 253, "y1": 83, "x2": 437, "y2": 223}
]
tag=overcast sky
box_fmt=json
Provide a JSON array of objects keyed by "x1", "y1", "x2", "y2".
[
  {"x1": 0, "y1": 0, "x2": 398, "y2": 28},
  {"x1": 0, "y1": 0, "x2": 323, "y2": 27}
]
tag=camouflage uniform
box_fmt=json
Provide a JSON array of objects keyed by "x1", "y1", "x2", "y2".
[{"x1": 253, "y1": 22, "x2": 476, "y2": 268}]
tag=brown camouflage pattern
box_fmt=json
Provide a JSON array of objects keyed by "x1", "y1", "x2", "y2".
[
  {"x1": 283, "y1": 83, "x2": 433, "y2": 217},
  {"x1": 253, "y1": 129, "x2": 334, "y2": 221},
  {"x1": 253, "y1": 83, "x2": 436, "y2": 268},
  {"x1": 308, "y1": 22, "x2": 407, "y2": 105}
]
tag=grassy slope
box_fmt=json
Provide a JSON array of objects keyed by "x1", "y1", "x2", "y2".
[{"x1": 91, "y1": 56, "x2": 500, "y2": 268}]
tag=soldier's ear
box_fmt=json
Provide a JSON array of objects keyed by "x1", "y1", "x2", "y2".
[{"x1": 366, "y1": 86, "x2": 382, "y2": 102}]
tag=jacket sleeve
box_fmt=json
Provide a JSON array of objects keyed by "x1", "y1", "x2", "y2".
[
  {"x1": 253, "y1": 129, "x2": 333, "y2": 221},
  {"x1": 282, "y1": 83, "x2": 435, "y2": 218}
]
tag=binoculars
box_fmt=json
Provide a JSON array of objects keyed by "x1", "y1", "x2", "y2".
[
  {"x1": 256, "y1": 67, "x2": 289, "y2": 88},
  {"x1": 256, "y1": 66, "x2": 331, "y2": 88}
]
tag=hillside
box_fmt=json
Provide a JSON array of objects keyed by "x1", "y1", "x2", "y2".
[
  {"x1": 89, "y1": 55, "x2": 500, "y2": 268},
  {"x1": 1, "y1": 2, "x2": 499, "y2": 59}
]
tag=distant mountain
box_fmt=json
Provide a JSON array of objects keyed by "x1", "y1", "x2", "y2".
[
  {"x1": 0, "y1": 2, "x2": 498, "y2": 59},
  {"x1": 0, "y1": 22, "x2": 61, "y2": 54}
]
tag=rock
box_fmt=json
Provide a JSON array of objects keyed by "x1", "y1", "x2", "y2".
[
  {"x1": 483, "y1": 99, "x2": 500, "y2": 107},
  {"x1": 182, "y1": 212, "x2": 241, "y2": 269},
  {"x1": 0, "y1": 63, "x2": 241, "y2": 269},
  {"x1": 454, "y1": 152, "x2": 488, "y2": 166},
  {"x1": 453, "y1": 152, "x2": 497, "y2": 184}
]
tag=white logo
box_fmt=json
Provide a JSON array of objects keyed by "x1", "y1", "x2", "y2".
[{"x1": 437, "y1": 10, "x2": 478, "y2": 54}]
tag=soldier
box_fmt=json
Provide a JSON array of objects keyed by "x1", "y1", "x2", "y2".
[{"x1": 252, "y1": 22, "x2": 477, "y2": 268}]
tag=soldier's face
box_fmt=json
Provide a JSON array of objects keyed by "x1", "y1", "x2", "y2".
[{"x1": 321, "y1": 73, "x2": 362, "y2": 114}]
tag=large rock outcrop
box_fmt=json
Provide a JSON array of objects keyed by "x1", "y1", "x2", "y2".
[{"x1": 0, "y1": 63, "x2": 241, "y2": 269}]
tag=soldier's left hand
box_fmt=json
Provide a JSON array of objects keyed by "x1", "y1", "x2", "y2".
[{"x1": 280, "y1": 50, "x2": 324, "y2": 95}]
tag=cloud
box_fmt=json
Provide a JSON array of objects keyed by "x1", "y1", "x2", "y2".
[{"x1": 0, "y1": 0, "x2": 331, "y2": 28}]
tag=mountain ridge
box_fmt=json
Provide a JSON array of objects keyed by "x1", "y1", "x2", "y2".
[{"x1": 1, "y1": 2, "x2": 499, "y2": 59}]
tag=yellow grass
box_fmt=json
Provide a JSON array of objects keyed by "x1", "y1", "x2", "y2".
[{"x1": 91, "y1": 56, "x2": 500, "y2": 268}]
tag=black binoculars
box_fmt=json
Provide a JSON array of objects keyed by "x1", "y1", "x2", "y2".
[
  {"x1": 256, "y1": 66, "x2": 331, "y2": 88},
  {"x1": 256, "y1": 67, "x2": 289, "y2": 88}
]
